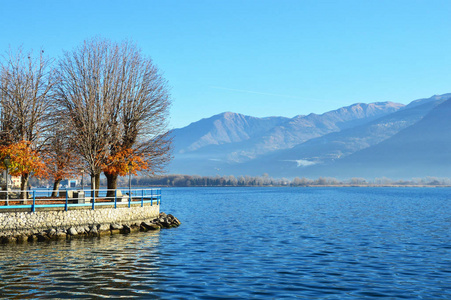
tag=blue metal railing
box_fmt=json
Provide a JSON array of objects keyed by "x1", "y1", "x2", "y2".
[{"x1": 0, "y1": 188, "x2": 161, "y2": 212}]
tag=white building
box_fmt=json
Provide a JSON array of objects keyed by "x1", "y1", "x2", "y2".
[{"x1": 1, "y1": 170, "x2": 21, "y2": 188}]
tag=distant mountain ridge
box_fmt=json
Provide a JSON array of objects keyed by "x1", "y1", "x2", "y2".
[
  {"x1": 172, "y1": 112, "x2": 289, "y2": 153},
  {"x1": 169, "y1": 93, "x2": 451, "y2": 179},
  {"x1": 328, "y1": 96, "x2": 451, "y2": 178}
]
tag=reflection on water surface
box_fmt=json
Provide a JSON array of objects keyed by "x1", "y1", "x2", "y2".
[{"x1": 0, "y1": 232, "x2": 162, "y2": 299}]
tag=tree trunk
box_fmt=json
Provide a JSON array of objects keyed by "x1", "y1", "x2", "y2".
[
  {"x1": 91, "y1": 175, "x2": 96, "y2": 198},
  {"x1": 94, "y1": 173, "x2": 100, "y2": 197},
  {"x1": 105, "y1": 172, "x2": 118, "y2": 198},
  {"x1": 51, "y1": 179, "x2": 61, "y2": 198},
  {"x1": 20, "y1": 174, "x2": 29, "y2": 201}
]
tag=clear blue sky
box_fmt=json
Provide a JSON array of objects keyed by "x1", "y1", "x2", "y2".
[{"x1": 1, "y1": 0, "x2": 450, "y2": 128}]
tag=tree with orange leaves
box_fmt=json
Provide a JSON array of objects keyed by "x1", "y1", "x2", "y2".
[
  {"x1": 43, "y1": 129, "x2": 81, "y2": 197},
  {"x1": 102, "y1": 148, "x2": 149, "y2": 197},
  {"x1": 0, "y1": 47, "x2": 55, "y2": 195},
  {"x1": 0, "y1": 141, "x2": 47, "y2": 199}
]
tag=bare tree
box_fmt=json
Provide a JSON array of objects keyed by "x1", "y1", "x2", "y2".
[
  {"x1": 55, "y1": 39, "x2": 119, "y2": 196},
  {"x1": 55, "y1": 38, "x2": 171, "y2": 196},
  {"x1": 103, "y1": 41, "x2": 172, "y2": 196},
  {"x1": 0, "y1": 90, "x2": 14, "y2": 147},
  {"x1": 0, "y1": 47, "x2": 55, "y2": 197}
]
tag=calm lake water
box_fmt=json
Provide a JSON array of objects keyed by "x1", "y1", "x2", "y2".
[{"x1": 0, "y1": 187, "x2": 450, "y2": 299}]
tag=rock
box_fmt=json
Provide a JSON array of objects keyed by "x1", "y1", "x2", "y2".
[
  {"x1": 174, "y1": 218, "x2": 182, "y2": 226},
  {"x1": 110, "y1": 224, "x2": 123, "y2": 230},
  {"x1": 140, "y1": 222, "x2": 161, "y2": 231},
  {"x1": 148, "y1": 223, "x2": 161, "y2": 230},
  {"x1": 55, "y1": 231, "x2": 67, "y2": 240},
  {"x1": 5, "y1": 236, "x2": 17, "y2": 243},
  {"x1": 156, "y1": 217, "x2": 171, "y2": 228},
  {"x1": 168, "y1": 214, "x2": 182, "y2": 226},
  {"x1": 68, "y1": 227, "x2": 78, "y2": 236},
  {"x1": 28, "y1": 235, "x2": 38, "y2": 242},
  {"x1": 110, "y1": 229, "x2": 121, "y2": 235},
  {"x1": 37, "y1": 234, "x2": 50, "y2": 242},
  {"x1": 89, "y1": 226, "x2": 98, "y2": 236},
  {"x1": 48, "y1": 228, "x2": 57, "y2": 237},
  {"x1": 98, "y1": 224, "x2": 110, "y2": 231},
  {"x1": 17, "y1": 235, "x2": 28, "y2": 243},
  {"x1": 23, "y1": 230, "x2": 33, "y2": 237},
  {"x1": 121, "y1": 225, "x2": 131, "y2": 234},
  {"x1": 99, "y1": 230, "x2": 111, "y2": 236}
]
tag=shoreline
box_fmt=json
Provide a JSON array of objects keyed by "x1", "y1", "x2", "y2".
[
  {"x1": 0, "y1": 212, "x2": 181, "y2": 244},
  {"x1": 128, "y1": 185, "x2": 451, "y2": 188}
]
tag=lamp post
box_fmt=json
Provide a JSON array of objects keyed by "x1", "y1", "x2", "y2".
[
  {"x1": 128, "y1": 161, "x2": 133, "y2": 201},
  {"x1": 3, "y1": 155, "x2": 11, "y2": 206}
]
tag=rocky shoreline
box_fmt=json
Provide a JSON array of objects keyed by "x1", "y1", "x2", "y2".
[{"x1": 0, "y1": 212, "x2": 180, "y2": 244}]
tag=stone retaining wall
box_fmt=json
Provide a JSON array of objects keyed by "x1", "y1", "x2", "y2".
[{"x1": 0, "y1": 204, "x2": 160, "y2": 232}]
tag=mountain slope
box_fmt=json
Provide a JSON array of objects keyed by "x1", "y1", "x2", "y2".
[
  {"x1": 226, "y1": 101, "x2": 405, "y2": 161},
  {"x1": 265, "y1": 95, "x2": 451, "y2": 179},
  {"x1": 169, "y1": 101, "x2": 404, "y2": 175},
  {"x1": 233, "y1": 94, "x2": 448, "y2": 177},
  {"x1": 171, "y1": 112, "x2": 289, "y2": 153},
  {"x1": 168, "y1": 93, "x2": 451, "y2": 178},
  {"x1": 330, "y1": 96, "x2": 451, "y2": 178}
]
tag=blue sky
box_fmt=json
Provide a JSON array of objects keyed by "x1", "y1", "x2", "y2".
[{"x1": 1, "y1": 0, "x2": 450, "y2": 128}]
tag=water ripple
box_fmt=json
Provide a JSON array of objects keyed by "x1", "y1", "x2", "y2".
[{"x1": 0, "y1": 187, "x2": 450, "y2": 299}]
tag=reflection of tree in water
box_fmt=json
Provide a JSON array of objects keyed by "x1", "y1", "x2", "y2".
[{"x1": 0, "y1": 231, "x2": 162, "y2": 298}]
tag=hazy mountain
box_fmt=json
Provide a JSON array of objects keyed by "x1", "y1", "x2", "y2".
[
  {"x1": 169, "y1": 101, "x2": 404, "y2": 175},
  {"x1": 169, "y1": 112, "x2": 289, "y2": 174},
  {"x1": 323, "y1": 96, "x2": 451, "y2": 178},
  {"x1": 171, "y1": 112, "x2": 289, "y2": 153},
  {"x1": 233, "y1": 94, "x2": 449, "y2": 177},
  {"x1": 168, "y1": 93, "x2": 451, "y2": 178},
  {"x1": 225, "y1": 101, "x2": 405, "y2": 161}
]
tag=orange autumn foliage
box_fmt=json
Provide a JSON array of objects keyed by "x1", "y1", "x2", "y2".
[
  {"x1": 0, "y1": 141, "x2": 48, "y2": 178},
  {"x1": 102, "y1": 148, "x2": 148, "y2": 176},
  {"x1": 44, "y1": 150, "x2": 80, "y2": 182}
]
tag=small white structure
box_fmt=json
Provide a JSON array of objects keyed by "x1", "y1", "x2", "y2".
[{"x1": 1, "y1": 171, "x2": 21, "y2": 188}]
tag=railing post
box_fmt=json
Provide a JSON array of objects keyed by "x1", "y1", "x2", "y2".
[
  {"x1": 151, "y1": 189, "x2": 153, "y2": 206},
  {"x1": 92, "y1": 188, "x2": 95, "y2": 210},
  {"x1": 114, "y1": 189, "x2": 117, "y2": 209},
  {"x1": 65, "y1": 189, "x2": 68, "y2": 211},
  {"x1": 128, "y1": 189, "x2": 131, "y2": 208},
  {"x1": 32, "y1": 190, "x2": 36, "y2": 212},
  {"x1": 141, "y1": 189, "x2": 144, "y2": 207}
]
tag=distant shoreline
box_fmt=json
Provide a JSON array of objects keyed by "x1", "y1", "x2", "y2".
[
  {"x1": 125, "y1": 184, "x2": 451, "y2": 188},
  {"x1": 38, "y1": 175, "x2": 451, "y2": 189},
  {"x1": 107, "y1": 174, "x2": 451, "y2": 188}
]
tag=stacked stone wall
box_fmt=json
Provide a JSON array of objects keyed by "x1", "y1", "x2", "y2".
[{"x1": 0, "y1": 204, "x2": 160, "y2": 232}]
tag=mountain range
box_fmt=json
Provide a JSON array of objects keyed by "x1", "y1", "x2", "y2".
[{"x1": 169, "y1": 93, "x2": 451, "y2": 179}]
